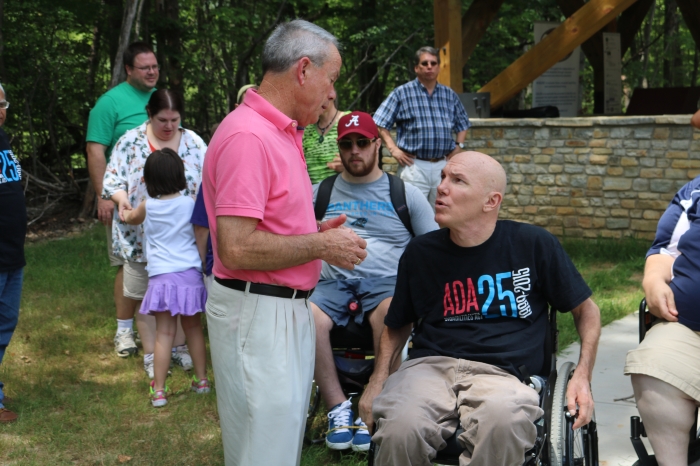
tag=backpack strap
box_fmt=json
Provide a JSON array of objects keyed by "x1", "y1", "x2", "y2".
[
  {"x1": 387, "y1": 173, "x2": 414, "y2": 237},
  {"x1": 314, "y1": 174, "x2": 339, "y2": 221}
]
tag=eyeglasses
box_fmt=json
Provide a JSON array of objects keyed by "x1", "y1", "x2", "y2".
[
  {"x1": 0, "y1": 101, "x2": 9, "y2": 110},
  {"x1": 338, "y1": 138, "x2": 375, "y2": 151},
  {"x1": 133, "y1": 65, "x2": 160, "y2": 72},
  {"x1": 420, "y1": 61, "x2": 438, "y2": 67}
]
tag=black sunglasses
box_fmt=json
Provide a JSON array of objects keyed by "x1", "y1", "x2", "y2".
[
  {"x1": 337, "y1": 138, "x2": 375, "y2": 150},
  {"x1": 420, "y1": 60, "x2": 438, "y2": 67}
]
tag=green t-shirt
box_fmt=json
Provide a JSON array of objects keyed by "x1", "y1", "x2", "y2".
[
  {"x1": 303, "y1": 111, "x2": 350, "y2": 184},
  {"x1": 86, "y1": 82, "x2": 154, "y2": 161}
]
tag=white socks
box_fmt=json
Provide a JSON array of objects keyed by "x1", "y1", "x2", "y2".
[{"x1": 116, "y1": 318, "x2": 134, "y2": 333}]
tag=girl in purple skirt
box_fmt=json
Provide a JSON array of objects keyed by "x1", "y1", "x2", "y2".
[{"x1": 122, "y1": 148, "x2": 209, "y2": 407}]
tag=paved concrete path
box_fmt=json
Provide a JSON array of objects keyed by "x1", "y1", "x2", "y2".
[{"x1": 558, "y1": 312, "x2": 652, "y2": 466}]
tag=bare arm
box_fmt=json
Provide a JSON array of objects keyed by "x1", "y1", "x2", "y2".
[
  {"x1": 110, "y1": 190, "x2": 133, "y2": 223},
  {"x1": 123, "y1": 201, "x2": 146, "y2": 225},
  {"x1": 358, "y1": 323, "x2": 412, "y2": 433},
  {"x1": 87, "y1": 142, "x2": 115, "y2": 225},
  {"x1": 566, "y1": 298, "x2": 601, "y2": 429},
  {"x1": 692, "y1": 109, "x2": 700, "y2": 130},
  {"x1": 377, "y1": 127, "x2": 414, "y2": 167},
  {"x1": 642, "y1": 253, "x2": 678, "y2": 321},
  {"x1": 217, "y1": 214, "x2": 367, "y2": 272},
  {"x1": 447, "y1": 130, "x2": 468, "y2": 158}
]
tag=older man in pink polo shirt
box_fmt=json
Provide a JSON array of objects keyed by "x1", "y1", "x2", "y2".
[{"x1": 202, "y1": 20, "x2": 367, "y2": 466}]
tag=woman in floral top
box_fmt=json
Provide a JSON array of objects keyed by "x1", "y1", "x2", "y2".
[{"x1": 102, "y1": 89, "x2": 206, "y2": 379}]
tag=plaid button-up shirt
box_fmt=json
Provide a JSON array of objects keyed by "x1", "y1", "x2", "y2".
[{"x1": 373, "y1": 79, "x2": 471, "y2": 160}]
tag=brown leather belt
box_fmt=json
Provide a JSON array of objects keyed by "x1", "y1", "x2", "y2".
[
  {"x1": 419, "y1": 156, "x2": 446, "y2": 163},
  {"x1": 215, "y1": 278, "x2": 314, "y2": 299}
]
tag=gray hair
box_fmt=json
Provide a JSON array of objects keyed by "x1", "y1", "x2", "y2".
[
  {"x1": 415, "y1": 46, "x2": 440, "y2": 66},
  {"x1": 0, "y1": 82, "x2": 5, "y2": 97},
  {"x1": 262, "y1": 19, "x2": 341, "y2": 75}
]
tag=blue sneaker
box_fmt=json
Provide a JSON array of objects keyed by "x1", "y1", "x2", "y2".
[
  {"x1": 326, "y1": 400, "x2": 354, "y2": 450},
  {"x1": 351, "y1": 417, "x2": 371, "y2": 452}
]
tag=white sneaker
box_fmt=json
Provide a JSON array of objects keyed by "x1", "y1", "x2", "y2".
[
  {"x1": 171, "y1": 346, "x2": 193, "y2": 371},
  {"x1": 114, "y1": 329, "x2": 138, "y2": 358}
]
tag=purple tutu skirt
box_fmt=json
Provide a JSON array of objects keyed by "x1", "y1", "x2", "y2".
[{"x1": 139, "y1": 268, "x2": 207, "y2": 316}]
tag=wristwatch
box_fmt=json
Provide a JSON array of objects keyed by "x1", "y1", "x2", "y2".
[{"x1": 458, "y1": 142, "x2": 465, "y2": 149}]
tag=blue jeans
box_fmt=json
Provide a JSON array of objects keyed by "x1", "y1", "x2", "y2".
[{"x1": 0, "y1": 268, "x2": 24, "y2": 409}]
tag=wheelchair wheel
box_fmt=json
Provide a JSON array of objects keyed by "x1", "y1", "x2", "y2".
[{"x1": 549, "y1": 362, "x2": 598, "y2": 466}]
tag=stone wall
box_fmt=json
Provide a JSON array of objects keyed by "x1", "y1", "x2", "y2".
[{"x1": 381, "y1": 115, "x2": 700, "y2": 240}]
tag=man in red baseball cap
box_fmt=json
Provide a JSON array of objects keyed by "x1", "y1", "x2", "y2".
[{"x1": 309, "y1": 111, "x2": 438, "y2": 452}]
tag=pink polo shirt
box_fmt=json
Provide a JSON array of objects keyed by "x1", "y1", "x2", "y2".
[{"x1": 202, "y1": 90, "x2": 321, "y2": 290}]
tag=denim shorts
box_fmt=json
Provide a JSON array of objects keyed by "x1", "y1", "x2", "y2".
[{"x1": 309, "y1": 277, "x2": 396, "y2": 327}]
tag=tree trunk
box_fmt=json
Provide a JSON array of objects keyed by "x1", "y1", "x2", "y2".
[
  {"x1": 663, "y1": 0, "x2": 680, "y2": 87},
  {"x1": 155, "y1": 0, "x2": 184, "y2": 104},
  {"x1": 79, "y1": 22, "x2": 103, "y2": 220},
  {"x1": 134, "y1": 0, "x2": 146, "y2": 40},
  {"x1": 110, "y1": 0, "x2": 141, "y2": 89},
  {"x1": 640, "y1": 1, "x2": 655, "y2": 88},
  {"x1": 357, "y1": 0, "x2": 378, "y2": 112},
  {"x1": 0, "y1": 0, "x2": 5, "y2": 81}
]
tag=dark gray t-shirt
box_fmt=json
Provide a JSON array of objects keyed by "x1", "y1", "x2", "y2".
[{"x1": 313, "y1": 173, "x2": 438, "y2": 280}]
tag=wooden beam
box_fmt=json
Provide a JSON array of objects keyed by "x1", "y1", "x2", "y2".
[
  {"x1": 556, "y1": 0, "x2": 604, "y2": 72},
  {"x1": 434, "y1": 0, "x2": 463, "y2": 93},
  {"x1": 480, "y1": 0, "x2": 639, "y2": 109},
  {"x1": 619, "y1": 0, "x2": 654, "y2": 55},
  {"x1": 461, "y1": 0, "x2": 505, "y2": 65},
  {"x1": 677, "y1": 0, "x2": 700, "y2": 51}
]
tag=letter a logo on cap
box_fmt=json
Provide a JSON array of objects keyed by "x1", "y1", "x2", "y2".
[{"x1": 346, "y1": 115, "x2": 360, "y2": 127}]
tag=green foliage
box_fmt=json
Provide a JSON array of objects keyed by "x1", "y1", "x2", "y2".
[{"x1": 1, "y1": 0, "x2": 697, "y2": 203}]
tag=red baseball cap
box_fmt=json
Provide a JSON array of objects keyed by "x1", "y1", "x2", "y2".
[{"x1": 337, "y1": 111, "x2": 379, "y2": 140}]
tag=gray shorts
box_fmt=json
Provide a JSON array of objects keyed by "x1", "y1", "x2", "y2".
[
  {"x1": 309, "y1": 277, "x2": 396, "y2": 327},
  {"x1": 106, "y1": 224, "x2": 125, "y2": 267},
  {"x1": 123, "y1": 261, "x2": 148, "y2": 300}
]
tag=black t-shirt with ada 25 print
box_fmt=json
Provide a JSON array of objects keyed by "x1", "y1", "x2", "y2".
[
  {"x1": 385, "y1": 220, "x2": 591, "y2": 378},
  {"x1": 0, "y1": 127, "x2": 26, "y2": 272}
]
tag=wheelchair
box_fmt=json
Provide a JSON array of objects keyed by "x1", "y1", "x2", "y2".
[
  {"x1": 306, "y1": 316, "x2": 409, "y2": 444},
  {"x1": 629, "y1": 298, "x2": 700, "y2": 466},
  {"x1": 366, "y1": 308, "x2": 599, "y2": 466}
]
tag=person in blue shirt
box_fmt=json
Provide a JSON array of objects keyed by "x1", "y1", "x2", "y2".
[
  {"x1": 373, "y1": 46, "x2": 471, "y2": 208},
  {"x1": 0, "y1": 82, "x2": 26, "y2": 423},
  {"x1": 625, "y1": 133, "x2": 700, "y2": 466}
]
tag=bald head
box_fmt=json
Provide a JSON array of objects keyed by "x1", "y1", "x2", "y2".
[
  {"x1": 436, "y1": 151, "x2": 507, "y2": 245},
  {"x1": 450, "y1": 151, "x2": 506, "y2": 196}
]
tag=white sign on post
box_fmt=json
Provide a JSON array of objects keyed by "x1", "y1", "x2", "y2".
[
  {"x1": 603, "y1": 32, "x2": 622, "y2": 115},
  {"x1": 532, "y1": 22, "x2": 582, "y2": 117}
]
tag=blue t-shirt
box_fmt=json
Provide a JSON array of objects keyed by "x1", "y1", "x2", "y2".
[
  {"x1": 313, "y1": 173, "x2": 438, "y2": 280},
  {"x1": 190, "y1": 186, "x2": 213, "y2": 276},
  {"x1": 649, "y1": 176, "x2": 700, "y2": 330}
]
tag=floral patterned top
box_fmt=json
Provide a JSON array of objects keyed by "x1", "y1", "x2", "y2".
[{"x1": 102, "y1": 122, "x2": 207, "y2": 262}]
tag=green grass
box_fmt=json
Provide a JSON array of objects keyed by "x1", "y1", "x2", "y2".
[{"x1": 0, "y1": 227, "x2": 648, "y2": 465}]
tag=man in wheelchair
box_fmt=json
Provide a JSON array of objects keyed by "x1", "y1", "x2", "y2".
[
  {"x1": 358, "y1": 151, "x2": 601, "y2": 466},
  {"x1": 310, "y1": 111, "x2": 438, "y2": 452},
  {"x1": 624, "y1": 173, "x2": 700, "y2": 466}
]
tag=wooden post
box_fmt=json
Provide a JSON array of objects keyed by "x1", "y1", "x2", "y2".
[
  {"x1": 480, "y1": 0, "x2": 639, "y2": 109},
  {"x1": 433, "y1": 0, "x2": 463, "y2": 93}
]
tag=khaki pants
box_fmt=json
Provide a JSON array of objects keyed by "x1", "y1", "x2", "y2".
[
  {"x1": 372, "y1": 356, "x2": 543, "y2": 466},
  {"x1": 206, "y1": 280, "x2": 315, "y2": 466}
]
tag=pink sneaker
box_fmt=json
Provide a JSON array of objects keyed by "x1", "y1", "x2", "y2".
[
  {"x1": 191, "y1": 376, "x2": 210, "y2": 394},
  {"x1": 149, "y1": 380, "x2": 167, "y2": 407}
]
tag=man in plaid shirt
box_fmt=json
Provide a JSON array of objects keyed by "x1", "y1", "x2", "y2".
[{"x1": 373, "y1": 46, "x2": 471, "y2": 207}]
